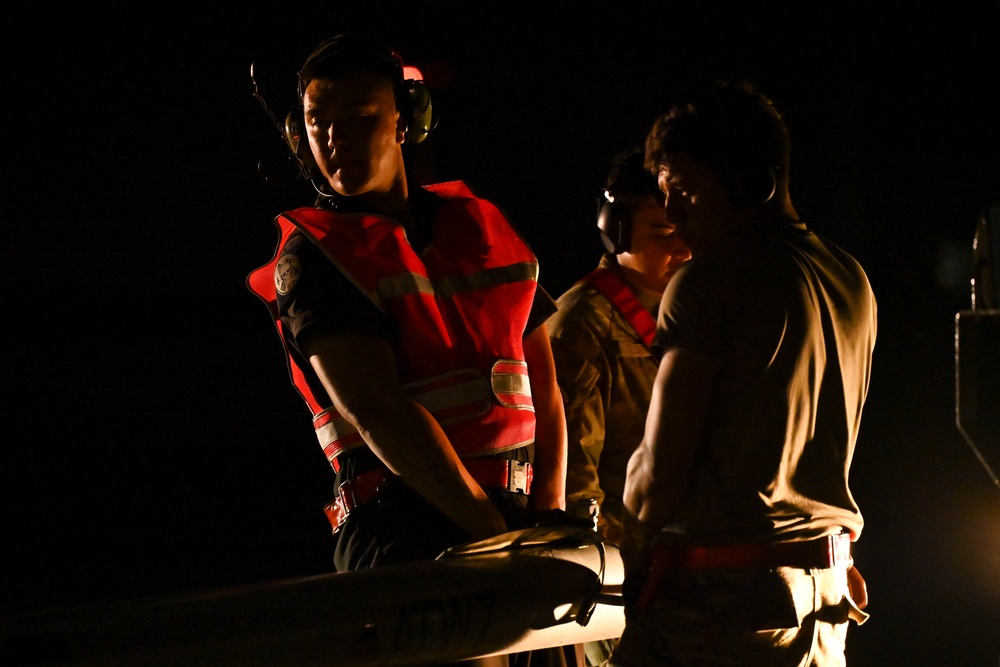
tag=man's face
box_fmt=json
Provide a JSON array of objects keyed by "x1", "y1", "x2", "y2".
[
  {"x1": 623, "y1": 195, "x2": 691, "y2": 286},
  {"x1": 302, "y1": 70, "x2": 404, "y2": 197},
  {"x1": 656, "y1": 151, "x2": 739, "y2": 257}
]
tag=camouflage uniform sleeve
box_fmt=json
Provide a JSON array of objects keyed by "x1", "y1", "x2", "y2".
[{"x1": 548, "y1": 284, "x2": 614, "y2": 535}]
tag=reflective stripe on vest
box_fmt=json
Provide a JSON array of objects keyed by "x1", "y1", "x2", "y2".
[
  {"x1": 491, "y1": 360, "x2": 533, "y2": 409},
  {"x1": 315, "y1": 363, "x2": 532, "y2": 464},
  {"x1": 376, "y1": 261, "x2": 539, "y2": 303}
]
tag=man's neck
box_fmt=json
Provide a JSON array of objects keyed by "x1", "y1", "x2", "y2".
[
  {"x1": 729, "y1": 194, "x2": 803, "y2": 237},
  {"x1": 617, "y1": 258, "x2": 669, "y2": 297},
  {"x1": 358, "y1": 177, "x2": 412, "y2": 224}
]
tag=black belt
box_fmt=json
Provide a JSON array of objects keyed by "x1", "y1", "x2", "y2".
[{"x1": 323, "y1": 460, "x2": 532, "y2": 534}]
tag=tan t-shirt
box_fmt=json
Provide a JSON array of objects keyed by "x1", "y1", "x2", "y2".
[{"x1": 654, "y1": 224, "x2": 877, "y2": 545}]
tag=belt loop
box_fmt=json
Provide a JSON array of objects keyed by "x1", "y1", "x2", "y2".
[{"x1": 339, "y1": 479, "x2": 357, "y2": 515}]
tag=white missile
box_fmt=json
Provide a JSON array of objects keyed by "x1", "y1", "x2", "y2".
[{"x1": 1, "y1": 526, "x2": 625, "y2": 666}]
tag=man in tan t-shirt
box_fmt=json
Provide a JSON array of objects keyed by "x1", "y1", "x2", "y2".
[{"x1": 614, "y1": 81, "x2": 876, "y2": 667}]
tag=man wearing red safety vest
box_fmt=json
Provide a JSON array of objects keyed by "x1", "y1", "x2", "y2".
[
  {"x1": 247, "y1": 32, "x2": 567, "y2": 585},
  {"x1": 548, "y1": 146, "x2": 690, "y2": 666}
]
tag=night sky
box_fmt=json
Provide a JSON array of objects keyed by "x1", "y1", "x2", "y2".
[{"x1": 4, "y1": 3, "x2": 999, "y2": 665}]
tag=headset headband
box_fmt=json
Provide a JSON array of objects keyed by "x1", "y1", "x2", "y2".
[{"x1": 297, "y1": 34, "x2": 404, "y2": 99}]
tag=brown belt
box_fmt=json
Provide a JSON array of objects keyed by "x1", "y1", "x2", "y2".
[{"x1": 323, "y1": 459, "x2": 533, "y2": 534}]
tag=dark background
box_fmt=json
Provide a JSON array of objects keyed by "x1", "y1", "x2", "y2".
[{"x1": 4, "y1": 2, "x2": 999, "y2": 665}]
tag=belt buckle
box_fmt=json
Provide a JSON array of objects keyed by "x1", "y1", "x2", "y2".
[
  {"x1": 831, "y1": 533, "x2": 852, "y2": 566},
  {"x1": 507, "y1": 460, "x2": 528, "y2": 494},
  {"x1": 339, "y1": 479, "x2": 357, "y2": 515}
]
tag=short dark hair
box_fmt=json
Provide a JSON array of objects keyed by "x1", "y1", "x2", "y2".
[
  {"x1": 606, "y1": 145, "x2": 663, "y2": 206},
  {"x1": 644, "y1": 80, "x2": 790, "y2": 186},
  {"x1": 298, "y1": 33, "x2": 403, "y2": 99}
]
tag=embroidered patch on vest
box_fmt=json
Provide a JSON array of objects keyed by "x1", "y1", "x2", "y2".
[{"x1": 274, "y1": 254, "x2": 301, "y2": 295}]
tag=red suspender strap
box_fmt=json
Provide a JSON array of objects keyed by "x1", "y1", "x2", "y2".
[{"x1": 583, "y1": 267, "x2": 657, "y2": 348}]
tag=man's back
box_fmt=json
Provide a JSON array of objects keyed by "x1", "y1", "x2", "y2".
[
  {"x1": 655, "y1": 223, "x2": 877, "y2": 544},
  {"x1": 615, "y1": 79, "x2": 872, "y2": 667}
]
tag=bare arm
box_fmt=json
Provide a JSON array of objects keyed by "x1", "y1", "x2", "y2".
[
  {"x1": 522, "y1": 323, "x2": 568, "y2": 511},
  {"x1": 620, "y1": 347, "x2": 718, "y2": 573},
  {"x1": 304, "y1": 331, "x2": 507, "y2": 541}
]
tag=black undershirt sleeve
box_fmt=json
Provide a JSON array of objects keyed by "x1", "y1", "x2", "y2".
[{"x1": 276, "y1": 231, "x2": 395, "y2": 357}]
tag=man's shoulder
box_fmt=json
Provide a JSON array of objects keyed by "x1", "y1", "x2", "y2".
[
  {"x1": 423, "y1": 180, "x2": 475, "y2": 200},
  {"x1": 278, "y1": 205, "x2": 356, "y2": 231},
  {"x1": 423, "y1": 181, "x2": 515, "y2": 218},
  {"x1": 550, "y1": 278, "x2": 615, "y2": 336},
  {"x1": 555, "y1": 276, "x2": 611, "y2": 309},
  {"x1": 809, "y1": 233, "x2": 871, "y2": 277},
  {"x1": 688, "y1": 230, "x2": 802, "y2": 283},
  {"x1": 549, "y1": 280, "x2": 612, "y2": 365},
  {"x1": 279, "y1": 228, "x2": 316, "y2": 256}
]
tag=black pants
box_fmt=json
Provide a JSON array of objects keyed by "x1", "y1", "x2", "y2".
[
  {"x1": 332, "y1": 479, "x2": 530, "y2": 571},
  {"x1": 330, "y1": 481, "x2": 583, "y2": 667}
]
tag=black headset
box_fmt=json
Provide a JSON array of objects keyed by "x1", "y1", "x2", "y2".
[
  {"x1": 282, "y1": 34, "x2": 433, "y2": 166},
  {"x1": 596, "y1": 167, "x2": 775, "y2": 256},
  {"x1": 596, "y1": 189, "x2": 631, "y2": 255},
  {"x1": 597, "y1": 163, "x2": 777, "y2": 252}
]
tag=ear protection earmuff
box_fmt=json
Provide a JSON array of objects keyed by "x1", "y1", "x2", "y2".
[
  {"x1": 400, "y1": 78, "x2": 432, "y2": 144},
  {"x1": 597, "y1": 189, "x2": 631, "y2": 255},
  {"x1": 283, "y1": 107, "x2": 308, "y2": 165}
]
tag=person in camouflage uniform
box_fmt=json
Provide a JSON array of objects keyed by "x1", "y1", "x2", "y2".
[{"x1": 550, "y1": 146, "x2": 690, "y2": 547}]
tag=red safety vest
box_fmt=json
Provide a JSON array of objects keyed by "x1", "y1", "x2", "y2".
[
  {"x1": 581, "y1": 266, "x2": 657, "y2": 349},
  {"x1": 247, "y1": 181, "x2": 539, "y2": 469}
]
